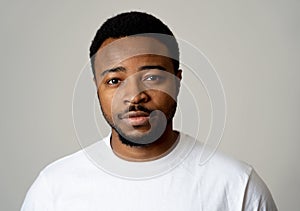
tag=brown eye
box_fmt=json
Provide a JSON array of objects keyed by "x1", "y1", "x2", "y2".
[
  {"x1": 144, "y1": 75, "x2": 163, "y2": 81},
  {"x1": 107, "y1": 78, "x2": 121, "y2": 85}
]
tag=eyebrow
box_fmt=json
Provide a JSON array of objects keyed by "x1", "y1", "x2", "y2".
[
  {"x1": 100, "y1": 65, "x2": 167, "y2": 77},
  {"x1": 138, "y1": 65, "x2": 167, "y2": 71},
  {"x1": 100, "y1": 66, "x2": 126, "y2": 77}
]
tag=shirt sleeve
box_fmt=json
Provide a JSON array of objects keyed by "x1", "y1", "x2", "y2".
[
  {"x1": 242, "y1": 169, "x2": 278, "y2": 211},
  {"x1": 21, "y1": 171, "x2": 54, "y2": 211}
]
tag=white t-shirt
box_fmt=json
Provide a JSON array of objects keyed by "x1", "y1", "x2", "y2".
[{"x1": 21, "y1": 133, "x2": 277, "y2": 211}]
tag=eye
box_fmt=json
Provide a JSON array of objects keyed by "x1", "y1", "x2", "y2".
[
  {"x1": 106, "y1": 78, "x2": 121, "y2": 85},
  {"x1": 144, "y1": 75, "x2": 163, "y2": 81}
]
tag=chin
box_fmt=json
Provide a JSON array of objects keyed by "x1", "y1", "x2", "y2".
[{"x1": 117, "y1": 125, "x2": 165, "y2": 146}]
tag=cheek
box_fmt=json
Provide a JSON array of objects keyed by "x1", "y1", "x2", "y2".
[
  {"x1": 155, "y1": 80, "x2": 179, "y2": 100},
  {"x1": 152, "y1": 92, "x2": 176, "y2": 111},
  {"x1": 98, "y1": 91, "x2": 113, "y2": 114}
]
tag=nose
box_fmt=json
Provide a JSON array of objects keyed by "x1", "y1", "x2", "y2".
[{"x1": 121, "y1": 77, "x2": 150, "y2": 105}]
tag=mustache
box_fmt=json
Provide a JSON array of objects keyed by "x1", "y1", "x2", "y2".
[
  {"x1": 128, "y1": 104, "x2": 151, "y2": 113},
  {"x1": 118, "y1": 104, "x2": 152, "y2": 117}
]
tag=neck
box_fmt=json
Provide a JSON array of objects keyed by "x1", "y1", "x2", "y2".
[{"x1": 110, "y1": 124, "x2": 179, "y2": 162}]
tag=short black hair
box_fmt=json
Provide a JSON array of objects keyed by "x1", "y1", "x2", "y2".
[{"x1": 89, "y1": 11, "x2": 180, "y2": 75}]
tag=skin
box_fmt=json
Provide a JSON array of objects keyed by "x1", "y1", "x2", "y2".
[{"x1": 94, "y1": 36, "x2": 182, "y2": 161}]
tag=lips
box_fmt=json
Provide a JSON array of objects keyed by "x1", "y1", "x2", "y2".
[{"x1": 120, "y1": 111, "x2": 150, "y2": 126}]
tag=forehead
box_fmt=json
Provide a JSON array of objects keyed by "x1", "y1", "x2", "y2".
[{"x1": 94, "y1": 36, "x2": 171, "y2": 71}]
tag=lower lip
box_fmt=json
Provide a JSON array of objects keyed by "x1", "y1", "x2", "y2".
[{"x1": 124, "y1": 116, "x2": 150, "y2": 126}]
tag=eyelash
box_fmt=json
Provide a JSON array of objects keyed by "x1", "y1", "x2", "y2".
[
  {"x1": 105, "y1": 74, "x2": 164, "y2": 87},
  {"x1": 144, "y1": 75, "x2": 163, "y2": 81},
  {"x1": 106, "y1": 78, "x2": 121, "y2": 85}
]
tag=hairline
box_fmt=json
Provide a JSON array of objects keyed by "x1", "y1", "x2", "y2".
[{"x1": 91, "y1": 35, "x2": 179, "y2": 77}]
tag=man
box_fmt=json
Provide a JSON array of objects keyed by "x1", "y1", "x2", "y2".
[{"x1": 21, "y1": 11, "x2": 277, "y2": 210}]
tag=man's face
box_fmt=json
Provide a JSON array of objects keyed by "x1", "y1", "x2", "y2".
[{"x1": 94, "y1": 36, "x2": 181, "y2": 146}]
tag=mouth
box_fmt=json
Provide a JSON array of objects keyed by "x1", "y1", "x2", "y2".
[{"x1": 120, "y1": 111, "x2": 151, "y2": 126}]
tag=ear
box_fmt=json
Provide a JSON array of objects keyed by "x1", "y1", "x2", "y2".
[
  {"x1": 93, "y1": 77, "x2": 99, "y2": 89},
  {"x1": 176, "y1": 69, "x2": 182, "y2": 80},
  {"x1": 93, "y1": 77, "x2": 101, "y2": 99},
  {"x1": 175, "y1": 69, "x2": 182, "y2": 93},
  {"x1": 93, "y1": 77, "x2": 101, "y2": 96}
]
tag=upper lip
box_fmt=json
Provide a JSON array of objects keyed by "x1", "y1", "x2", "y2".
[{"x1": 120, "y1": 111, "x2": 150, "y2": 119}]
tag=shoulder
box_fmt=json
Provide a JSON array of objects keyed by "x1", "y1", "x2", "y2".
[
  {"x1": 180, "y1": 133, "x2": 253, "y2": 178},
  {"x1": 21, "y1": 148, "x2": 100, "y2": 211},
  {"x1": 242, "y1": 169, "x2": 278, "y2": 210},
  {"x1": 40, "y1": 145, "x2": 102, "y2": 182},
  {"x1": 179, "y1": 133, "x2": 278, "y2": 210},
  {"x1": 43, "y1": 149, "x2": 88, "y2": 172}
]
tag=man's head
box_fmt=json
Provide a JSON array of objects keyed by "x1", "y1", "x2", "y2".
[
  {"x1": 89, "y1": 11, "x2": 179, "y2": 76},
  {"x1": 90, "y1": 11, "x2": 181, "y2": 147}
]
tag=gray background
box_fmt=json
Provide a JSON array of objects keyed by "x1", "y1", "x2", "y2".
[{"x1": 1, "y1": 0, "x2": 299, "y2": 210}]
